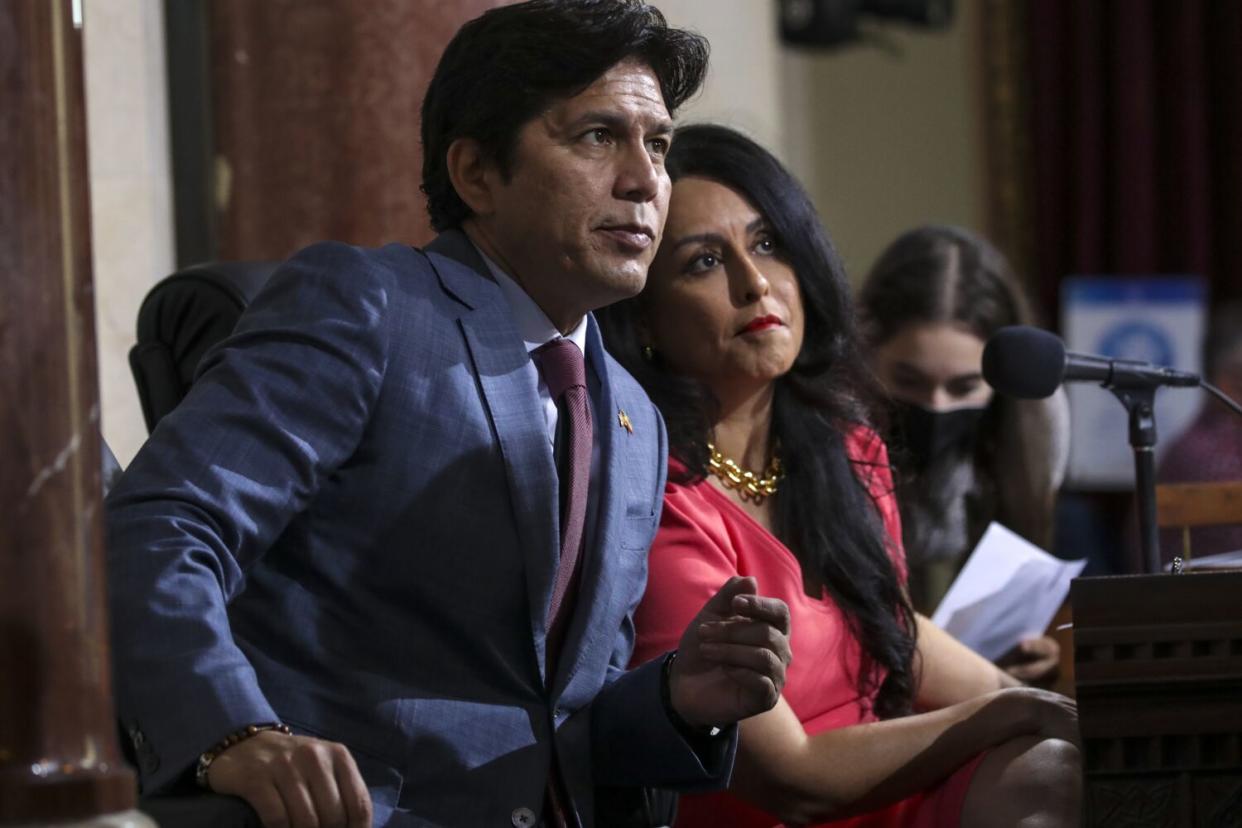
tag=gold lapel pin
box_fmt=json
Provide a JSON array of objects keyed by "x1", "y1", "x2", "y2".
[{"x1": 618, "y1": 410, "x2": 633, "y2": 434}]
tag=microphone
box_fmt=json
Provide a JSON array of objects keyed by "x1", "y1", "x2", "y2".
[{"x1": 982, "y1": 325, "x2": 1201, "y2": 400}]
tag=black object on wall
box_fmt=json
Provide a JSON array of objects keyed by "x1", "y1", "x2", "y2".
[{"x1": 779, "y1": 0, "x2": 954, "y2": 48}]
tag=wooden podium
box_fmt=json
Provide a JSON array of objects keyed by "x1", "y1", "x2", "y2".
[{"x1": 1073, "y1": 571, "x2": 1242, "y2": 826}]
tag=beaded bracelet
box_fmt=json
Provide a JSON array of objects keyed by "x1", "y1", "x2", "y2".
[{"x1": 195, "y1": 722, "x2": 293, "y2": 788}]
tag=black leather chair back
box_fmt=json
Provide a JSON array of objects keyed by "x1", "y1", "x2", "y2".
[{"x1": 129, "y1": 262, "x2": 277, "y2": 432}]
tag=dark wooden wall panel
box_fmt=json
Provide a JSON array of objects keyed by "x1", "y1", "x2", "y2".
[
  {"x1": 210, "y1": 0, "x2": 505, "y2": 261},
  {"x1": 0, "y1": 0, "x2": 136, "y2": 820}
]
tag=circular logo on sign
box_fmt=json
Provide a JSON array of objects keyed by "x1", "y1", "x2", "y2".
[{"x1": 1097, "y1": 321, "x2": 1174, "y2": 365}]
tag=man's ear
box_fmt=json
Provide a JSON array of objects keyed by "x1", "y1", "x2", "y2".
[{"x1": 446, "y1": 137, "x2": 497, "y2": 216}]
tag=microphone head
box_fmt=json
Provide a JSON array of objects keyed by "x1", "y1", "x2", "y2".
[{"x1": 982, "y1": 326, "x2": 1066, "y2": 399}]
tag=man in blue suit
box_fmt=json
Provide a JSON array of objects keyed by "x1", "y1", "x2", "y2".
[{"x1": 106, "y1": 3, "x2": 792, "y2": 826}]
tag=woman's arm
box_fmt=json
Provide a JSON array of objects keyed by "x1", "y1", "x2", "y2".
[
  {"x1": 913, "y1": 614, "x2": 1019, "y2": 710},
  {"x1": 914, "y1": 615, "x2": 1066, "y2": 707},
  {"x1": 730, "y1": 685, "x2": 1076, "y2": 825}
]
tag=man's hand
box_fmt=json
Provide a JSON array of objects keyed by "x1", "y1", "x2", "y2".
[
  {"x1": 997, "y1": 635, "x2": 1061, "y2": 686},
  {"x1": 206, "y1": 730, "x2": 373, "y2": 828},
  {"x1": 669, "y1": 575, "x2": 792, "y2": 729}
]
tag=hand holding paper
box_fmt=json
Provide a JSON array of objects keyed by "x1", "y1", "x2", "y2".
[{"x1": 931, "y1": 522, "x2": 1086, "y2": 662}]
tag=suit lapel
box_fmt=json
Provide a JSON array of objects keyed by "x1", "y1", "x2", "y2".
[{"x1": 423, "y1": 232, "x2": 560, "y2": 678}]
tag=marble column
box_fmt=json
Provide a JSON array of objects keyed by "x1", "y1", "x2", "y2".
[{"x1": 0, "y1": 1, "x2": 142, "y2": 823}]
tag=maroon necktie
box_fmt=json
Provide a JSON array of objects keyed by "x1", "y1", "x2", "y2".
[
  {"x1": 536, "y1": 338, "x2": 592, "y2": 828},
  {"x1": 536, "y1": 338, "x2": 592, "y2": 663}
]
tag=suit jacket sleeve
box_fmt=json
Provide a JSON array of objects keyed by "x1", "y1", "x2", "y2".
[
  {"x1": 106, "y1": 242, "x2": 390, "y2": 793},
  {"x1": 586, "y1": 407, "x2": 738, "y2": 791}
]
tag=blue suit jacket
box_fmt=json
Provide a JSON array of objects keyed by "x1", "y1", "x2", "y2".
[{"x1": 106, "y1": 230, "x2": 735, "y2": 826}]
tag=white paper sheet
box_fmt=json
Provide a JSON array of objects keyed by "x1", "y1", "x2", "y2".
[{"x1": 930, "y1": 522, "x2": 1087, "y2": 661}]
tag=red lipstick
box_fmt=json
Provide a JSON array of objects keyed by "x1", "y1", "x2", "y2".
[{"x1": 740, "y1": 314, "x2": 783, "y2": 335}]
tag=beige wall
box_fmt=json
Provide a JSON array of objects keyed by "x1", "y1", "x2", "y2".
[
  {"x1": 83, "y1": 0, "x2": 174, "y2": 465},
  {"x1": 784, "y1": 0, "x2": 986, "y2": 284},
  {"x1": 652, "y1": 0, "x2": 987, "y2": 286},
  {"x1": 655, "y1": 0, "x2": 785, "y2": 157}
]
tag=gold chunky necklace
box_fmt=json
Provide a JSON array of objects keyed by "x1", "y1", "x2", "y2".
[{"x1": 706, "y1": 442, "x2": 784, "y2": 504}]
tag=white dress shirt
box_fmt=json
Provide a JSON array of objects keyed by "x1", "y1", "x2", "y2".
[{"x1": 475, "y1": 247, "x2": 589, "y2": 447}]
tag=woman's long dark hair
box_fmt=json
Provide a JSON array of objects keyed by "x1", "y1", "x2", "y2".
[
  {"x1": 859, "y1": 226, "x2": 1060, "y2": 552},
  {"x1": 598, "y1": 124, "x2": 917, "y2": 718}
]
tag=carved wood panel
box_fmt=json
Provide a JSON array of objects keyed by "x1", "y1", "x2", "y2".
[{"x1": 1074, "y1": 574, "x2": 1242, "y2": 827}]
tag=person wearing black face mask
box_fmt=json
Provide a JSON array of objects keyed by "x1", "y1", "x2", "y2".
[
  {"x1": 861, "y1": 225, "x2": 1070, "y2": 686},
  {"x1": 893, "y1": 401, "x2": 990, "y2": 471}
]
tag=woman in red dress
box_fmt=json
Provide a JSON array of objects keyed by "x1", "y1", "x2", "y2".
[{"x1": 598, "y1": 125, "x2": 1080, "y2": 827}]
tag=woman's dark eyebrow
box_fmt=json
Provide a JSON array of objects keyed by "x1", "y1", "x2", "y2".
[
  {"x1": 891, "y1": 360, "x2": 924, "y2": 374},
  {"x1": 669, "y1": 232, "x2": 724, "y2": 251},
  {"x1": 891, "y1": 360, "x2": 983, "y2": 383},
  {"x1": 670, "y1": 218, "x2": 767, "y2": 251}
]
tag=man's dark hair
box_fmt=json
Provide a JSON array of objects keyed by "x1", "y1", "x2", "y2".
[{"x1": 420, "y1": 0, "x2": 709, "y2": 232}]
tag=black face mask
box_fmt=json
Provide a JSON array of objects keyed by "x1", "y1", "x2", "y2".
[{"x1": 893, "y1": 401, "x2": 987, "y2": 470}]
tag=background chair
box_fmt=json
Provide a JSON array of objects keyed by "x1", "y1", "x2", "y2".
[
  {"x1": 129, "y1": 261, "x2": 277, "y2": 433},
  {"x1": 1156, "y1": 480, "x2": 1242, "y2": 565}
]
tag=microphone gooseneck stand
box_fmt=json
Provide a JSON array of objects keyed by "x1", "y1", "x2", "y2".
[
  {"x1": 1107, "y1": 385, "x2": 1161, "y2": 574},
  {"x1": 980, "y1": 325, "x2": 1242, "y2": 576}
]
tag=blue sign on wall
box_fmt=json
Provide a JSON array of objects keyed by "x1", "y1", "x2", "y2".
[{"x1": 1060, "y1": 277, "x2": 1206, "y2": 489}]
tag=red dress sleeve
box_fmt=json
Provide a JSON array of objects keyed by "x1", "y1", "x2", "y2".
[{"x1": 844, "y1": 426, "x2": 908, "y2": 583}]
